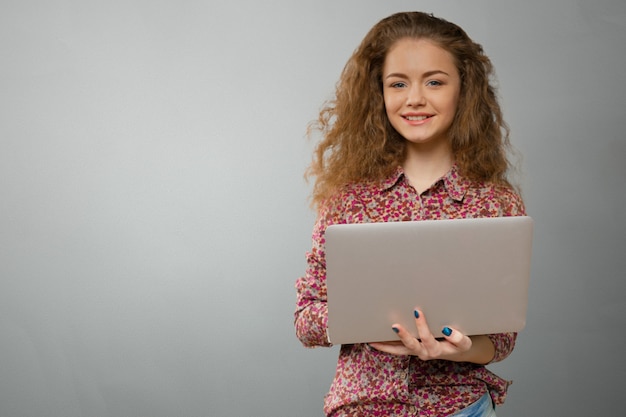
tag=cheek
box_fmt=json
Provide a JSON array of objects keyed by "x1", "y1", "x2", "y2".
[
  {"x1": 382, "y1": 92, "x2": 391, "y2": 109},
  {"x1": 383, "y1": 93, "x2": 400, "y2": 113},
  {"x1": 443, "y1": 95, "x2": 460, "y2": 117},
  {"x1": 382, "y1": 95, "x2": 393, "y2": 117},
  {"x1": 449, "y1": 90, "x2": 461, "y2": 114}
]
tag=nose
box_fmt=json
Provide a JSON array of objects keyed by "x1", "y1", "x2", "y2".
[{"x1": 406, "y1": 85, "x2": 426, "y2": 106}]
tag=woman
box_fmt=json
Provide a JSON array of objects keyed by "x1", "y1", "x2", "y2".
[{"x1": 295, "y1": 11, "x2": 525, "y2": 416}]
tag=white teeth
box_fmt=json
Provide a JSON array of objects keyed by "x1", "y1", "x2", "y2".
[{"x1": 406, "y1": 115, "x2": 429, "y2": 121}]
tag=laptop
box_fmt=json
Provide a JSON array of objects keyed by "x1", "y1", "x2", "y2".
[{"x1": 325, "y1": 216, "x2": 533, "y2": 344}]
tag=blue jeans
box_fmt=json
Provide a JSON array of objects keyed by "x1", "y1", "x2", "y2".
[{"x1": 450, "y1": 393, "x2": 496, "y2": 417}]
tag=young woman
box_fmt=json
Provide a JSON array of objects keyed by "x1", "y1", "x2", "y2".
[{"x1": 295, "y1": 11, "x2": 526, "y2": 417}]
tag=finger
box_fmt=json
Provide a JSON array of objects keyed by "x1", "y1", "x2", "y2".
[
  {"x1": 440, "y1": 326, "x2": 472, "y2": 350},
  {"x1": 369, "y1": 341, "x2": 404, "y2": 348},
  {"x1": 412, "y1": 309, "x2": 437, "y2": 346},
  {"x1": 391, "y1": 323, "x2": 424, "y2": 354},
  {"x1": 369, "y1": 341, "x2": 407, "y2": 355}
]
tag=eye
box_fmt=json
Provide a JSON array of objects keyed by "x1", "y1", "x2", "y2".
[
  {"x1": 389, "y1": 81, "x2": 407, "y2": 88},
  {"x1": 426, "y1": 80, "x2": 443, "y2": 87}
]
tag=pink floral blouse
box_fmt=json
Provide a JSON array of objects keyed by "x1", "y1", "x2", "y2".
[{"x1": 295, "y1": 165, "x2": 527, "y2": 416}]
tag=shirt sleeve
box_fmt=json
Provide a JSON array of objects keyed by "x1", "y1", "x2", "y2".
[
  {"x1": 486, "y1": 186, "x2": 527, "y2": 363},
  {"x1": 294, "y1": 196, "x2": 345, "y2": 348},
  {"x1": 486, "y1": 332, "x2": 517, "y2": 363}
]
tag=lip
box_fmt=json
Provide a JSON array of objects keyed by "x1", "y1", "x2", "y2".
[{"x1": 402, "y1": 112, "x2": 434, "y2": 125}]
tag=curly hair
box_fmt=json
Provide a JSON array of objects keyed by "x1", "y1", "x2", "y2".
[{"x1": 306, "y1": 11, "x2": 515, "y2": 208}]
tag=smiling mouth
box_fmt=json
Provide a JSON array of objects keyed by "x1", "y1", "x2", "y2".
[{"x1": 404, "y1": 115, "x2": 432, "y2": 121}]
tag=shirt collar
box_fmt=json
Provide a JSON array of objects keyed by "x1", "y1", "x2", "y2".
[{"x1": 379, "y1": 164, "x2": 470, "y2": 202}]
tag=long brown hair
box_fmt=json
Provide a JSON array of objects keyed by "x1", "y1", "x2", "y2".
[{"x1": 306, "y1": 11, "x2": 515, "y2": 208}]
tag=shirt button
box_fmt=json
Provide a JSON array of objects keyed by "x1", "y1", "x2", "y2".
[{"x1": 399, "y1": 371, "x2": 408, "y2": 379}]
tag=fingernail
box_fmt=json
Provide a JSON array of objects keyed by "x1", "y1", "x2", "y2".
[
  {"x1": 442, "y1": 327, "x2": 452, "y2": 337},
  {"x1": 414, "y1": 310, "x2": 420, "y2": 319},
  {"x1": 392, "y1": 326, "x2": 400, "y2": 334}
]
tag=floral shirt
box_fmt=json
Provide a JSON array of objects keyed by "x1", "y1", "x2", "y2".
[{"x1": 295, "y1": 165, "x2": 526, "y2": 417}]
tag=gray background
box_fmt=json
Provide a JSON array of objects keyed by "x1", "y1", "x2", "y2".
[{"x1": 1, "y1": 0, "x2": 624, "y2": 416}]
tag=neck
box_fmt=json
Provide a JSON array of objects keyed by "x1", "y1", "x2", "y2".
[{"x1": 402, "y1": 142, "x2": 454, "y2": 194}]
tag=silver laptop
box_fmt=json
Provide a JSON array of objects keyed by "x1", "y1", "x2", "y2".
[{"x1": 325, "y1": 216, "x2": 533, "y2": 344}]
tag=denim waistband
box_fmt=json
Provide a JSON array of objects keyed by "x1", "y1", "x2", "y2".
[{"x1": 450, "y1": 393, "x2": 496, "y2": 417}]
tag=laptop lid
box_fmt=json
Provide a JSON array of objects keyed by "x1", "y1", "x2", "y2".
[{"x1": 325, "y1": 216, "x2": 533, "y2": 344}]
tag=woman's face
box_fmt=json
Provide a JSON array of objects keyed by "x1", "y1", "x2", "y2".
[{"x1": 382, "y1": 38, "x2": 461, "y2": 150}]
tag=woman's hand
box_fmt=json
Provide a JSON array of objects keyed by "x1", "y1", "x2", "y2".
[{"x1": 369, "y1": 309, "x2": 495, "y2": 364}]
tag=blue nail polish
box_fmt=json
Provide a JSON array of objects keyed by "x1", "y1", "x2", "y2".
[
  {"x1": 442, "y1": 327, "x2": 452, "y2": 337},
  {"x1": 392, "y1": 326, "x2": 400, "y2": 334},
  {"x1": 414, "y1": 310, "x2": 420, "y2": 319}
]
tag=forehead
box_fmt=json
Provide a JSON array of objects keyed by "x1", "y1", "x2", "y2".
[{"x1": 383, "y1": 38, "x2": 458, "y2": 75}]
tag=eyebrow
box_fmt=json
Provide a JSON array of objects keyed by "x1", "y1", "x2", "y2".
[{"x1": 384, "y1": 70, "x2": 450, "y2": 79}]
